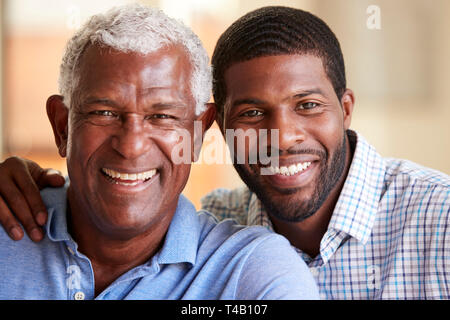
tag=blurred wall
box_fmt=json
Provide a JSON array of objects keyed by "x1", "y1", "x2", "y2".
[
  {"x1": 1, "y1": 0, "x2": 449, "y2": 208},
  {"x1": 316, "y1": 0, "x2": 450, "y2": 177}
]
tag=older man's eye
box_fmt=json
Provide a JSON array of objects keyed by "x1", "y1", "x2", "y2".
[
  {"x1": 145, "y1": 114, "x2": 177, "y2": 120},
  {"x1": 154, "y1": 114, "x2": 171, "y2": 119},
  {"x1": 91, "y1": 110, "x2": 116, "y2": 117},
  {"x1": 85, "y1": 110, "x2": 119, "y2": 126}
]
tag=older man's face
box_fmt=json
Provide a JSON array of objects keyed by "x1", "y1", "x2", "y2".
[{"x1": 52, "y1": 45, "x2": 205, "y2": 238}]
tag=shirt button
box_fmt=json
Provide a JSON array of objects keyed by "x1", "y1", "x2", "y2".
[{"x1": 74, "y1": 291, "x2": 85, "y2": 300}]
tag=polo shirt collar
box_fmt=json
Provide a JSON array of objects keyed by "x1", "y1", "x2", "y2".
[
  {"x1": 42, "y1": 184, "x2": 200, "y2": 266},
  {"x1": 42, "y1": 184, "x2": 72, "y2": 242},
  {"x1": 157, "y1": 194, "x2": 200, "y2": 266}
]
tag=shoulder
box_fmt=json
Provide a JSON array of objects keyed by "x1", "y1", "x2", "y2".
[
  {"x1": 195, "y1": 209, "x2": 282, "y2": 266},
  {"x1": 196, "y1": 209, "x2": 267, "y2": 245},
  {"x1": 383, "y1": 158, "x2": 450, "y2": 204},
  {"x1": 381, "y1": 158, "x2": 450, "y2": 229},
  {"x1": 200, "y1": 187, "x2": 252, "y2": 224},
  {"x1": 0, "y1": 221, "x2": 57, "y2": 278},
  {"x1": 0, "y1": 186, "x2": 68, "y2": 251},
  {"x1": 384, "y1": 158, "x2": 450, "y2": 188},
  {"x1": 0, "y1": 186, "x2": 66, "y2": 245},
  {"x1": 201, "y1": 186, "x2": 252, "y2": 212},
  {"x1": 40, "y1": 185, "x2": 69, "y2": 209},
  {"x1": 234, "y1": 233, "x2": 319, "y2": 299},
  {"x1": 194, "y1": 212, "x2": 319, "y2": 299}
]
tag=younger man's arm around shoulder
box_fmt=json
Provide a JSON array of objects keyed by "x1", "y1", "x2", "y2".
[{"x1": 234, "y1": 231, "x2": 320, "y2": 300}]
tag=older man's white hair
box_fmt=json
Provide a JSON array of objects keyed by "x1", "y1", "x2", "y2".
[{"x1": 59, "y1": 3, "x2": 211, "y2": 115}]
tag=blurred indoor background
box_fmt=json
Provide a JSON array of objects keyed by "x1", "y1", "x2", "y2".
[{"x1": 0, "y1": 0, "x2": 449, "y2": 209}]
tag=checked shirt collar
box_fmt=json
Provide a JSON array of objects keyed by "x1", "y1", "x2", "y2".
[{"x1": 246, "y1": 130, "x2": 386, "y2": 265}]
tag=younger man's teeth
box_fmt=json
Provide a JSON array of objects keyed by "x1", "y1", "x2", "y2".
[
  {"x1": 102, "y1": 168, "x2": 156, "y2": 181},
  {"x1": 268, "y1": 162, "x2": 312, "y2": 176}
]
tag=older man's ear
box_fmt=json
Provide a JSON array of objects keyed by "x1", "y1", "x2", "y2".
[
  {"x1": 192, "y1": 102, "x2": 216, "y2": 162},
  {"x1": 46, "y1": 95, "x2": 69, "y2": 158},
  {"x1": 198, "y1": 103, "x2": 216, "y2": 132}
]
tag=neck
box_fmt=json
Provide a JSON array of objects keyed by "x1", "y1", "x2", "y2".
[
  {"x1": 270, "y1": 137, "x2": 354, "y2": 258},
  {"x1": 66, "y1": 190, "x2": 175, "y2": 296}
]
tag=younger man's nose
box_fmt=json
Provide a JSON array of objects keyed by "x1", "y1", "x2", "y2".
[{"x1": 271, "y1": 111, "x2": 307, "y2": 152}]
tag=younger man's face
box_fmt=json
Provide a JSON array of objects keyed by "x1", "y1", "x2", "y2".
[{"x1": 223, "y1": 54, "x2": 354, "y2": 222}]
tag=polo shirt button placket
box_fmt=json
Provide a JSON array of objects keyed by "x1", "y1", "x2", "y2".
[
  {"x1": 74, "y1": 291, "x2": 85, "y2": 300},
  {"x1": 67, "y1": 245, "x2": 75, "y2": 256}
]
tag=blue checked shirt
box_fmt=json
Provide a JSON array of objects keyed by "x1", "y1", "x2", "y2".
[{"x1": 201, "y1": 130, "x2": 450, "y2": 299}]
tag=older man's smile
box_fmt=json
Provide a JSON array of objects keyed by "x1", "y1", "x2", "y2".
[{"x1": 101, "y1": 167, "x2": 158, "y2": 188}]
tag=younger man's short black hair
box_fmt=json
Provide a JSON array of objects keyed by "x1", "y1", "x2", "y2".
[{"x1": 211, "y1": 6, "x2": 347, "y2": 127}]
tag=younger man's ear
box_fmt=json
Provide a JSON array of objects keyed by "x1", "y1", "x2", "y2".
[
  {"x1": 340, "y1": 89, "x2": 355, "y2": 130},
  {"x1": 46, "y1": 95, "x2": 69, "y2": 158},
  {"x1": 192, "y1": 103, "x2": 216, "y2": 162}
]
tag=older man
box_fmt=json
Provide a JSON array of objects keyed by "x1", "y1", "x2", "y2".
[
  {"x1": 2, "y1": 6, "x2": 450, "y2": 300},
  {"x1": 0, "y1": 5, "x2": 318, "y2": 300}
]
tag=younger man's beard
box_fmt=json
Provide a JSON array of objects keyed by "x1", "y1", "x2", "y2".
[{"x1": 234, "y1": 133, "x2": 347, "y2": 223}]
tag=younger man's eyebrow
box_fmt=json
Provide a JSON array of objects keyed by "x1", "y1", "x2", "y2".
[
  {"x1": 293, "y1": 88, "x2": 325, "y2": 98},
  {"x1": 232, "y1": 98, "x2": 265, "y2": 108},
  {"x1": 231, "y1": 88, "x2": 326, "y2": 108}
]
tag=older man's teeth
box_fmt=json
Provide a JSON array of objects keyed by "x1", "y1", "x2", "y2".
[
  {"x1": 268, "y1": 162, "x2": 312, "y2": 176},
  {"x1": 102, "y1": 168, "x2": 156, "y2": 181}
]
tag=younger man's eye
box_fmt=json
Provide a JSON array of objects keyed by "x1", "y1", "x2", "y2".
[
  {"x1": 241, "y1": 110, "x2": 263, "y2": 117},
  {"x1": 297, "y1": 102, "x2": 318, "y2": 110}
]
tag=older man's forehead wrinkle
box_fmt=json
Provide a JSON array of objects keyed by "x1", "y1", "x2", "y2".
[
  {"x1": 83, "y1": 97, "x2": 121, "y2": 107},
  {"x1": 139, "y1": 86, "x2": 185, "y2": 99},
  {"x1": 78, "y1": 85, "x2": 182, "y2": 104},
  {"x1": 137, "y1": 88, "x2": 191, "y2": 109}
]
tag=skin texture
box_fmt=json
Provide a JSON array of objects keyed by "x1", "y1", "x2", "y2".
[
  {"x1": 223, "y1": 54, "x2": 355, "y2": 257},
  {"x1": 46, "y1": 44, "x2": 215, "y2": 295}
]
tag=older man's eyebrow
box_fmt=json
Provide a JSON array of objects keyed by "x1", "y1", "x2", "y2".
[{"x1": 83, "y1": 97, "x2": 121, "y2": 108}]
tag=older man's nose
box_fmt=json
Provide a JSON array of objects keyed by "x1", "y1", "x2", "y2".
[{"x1": 112, "y1": 115, "x2": 151, "y2": 159}]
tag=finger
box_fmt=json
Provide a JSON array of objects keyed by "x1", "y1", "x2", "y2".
[
  {"x1": 0, "y1": 183, "x2": 44, "y2": 242},
  {"x1": 12, "y1": 168, "x2": 49, "y2": 226},
  {"x1": 24, "y1": 159, "x2": 64, "y2": 189},
  {"x1": 39, "y1": 169, "x2": 65, "y2": 188},
  {"x1": 0, "y1": 195, "x2": 24, "y2": 240}
]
